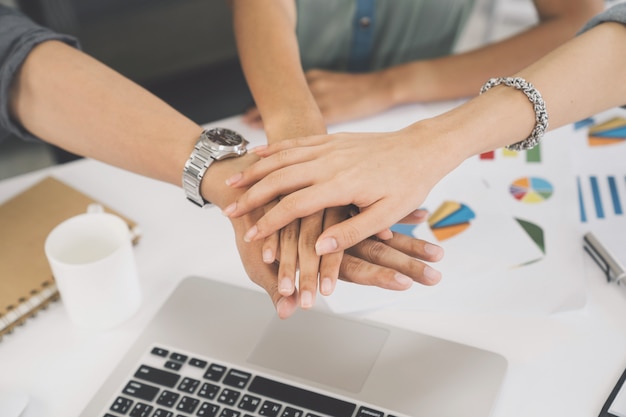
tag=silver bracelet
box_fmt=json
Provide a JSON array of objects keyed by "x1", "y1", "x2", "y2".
[{"x1": 479, "y1": 76, "x2": 548, "y2": 151}]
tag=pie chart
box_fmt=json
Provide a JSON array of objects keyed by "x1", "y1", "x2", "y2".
[
  {"x1": 510, "y1": 177, "x2": 553, "y2": 203},
  {"x1": 588, "y1": 117, "x2": 626, "y2": 146},
  {"x1": 390, "y1": 223, "x2": 417, "y2": 237},
  {"x1": 428, "y1": 201, "x2": 476, "y2": 241}
]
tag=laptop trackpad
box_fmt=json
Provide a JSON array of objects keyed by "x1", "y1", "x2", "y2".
[{"x1": 248, "y1": 310, "x2": 388, "y2": 393}]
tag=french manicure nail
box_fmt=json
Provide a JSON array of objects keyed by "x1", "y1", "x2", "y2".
[
  {"x1": 315, "y1": 237, "x2": 337, "y2": 255},
  {"x1": 243, "y1": 225, "x2": 258, "y2": 242},
  {"x1": 279, "y1": 278, "x2": 293, "y2": 295}
]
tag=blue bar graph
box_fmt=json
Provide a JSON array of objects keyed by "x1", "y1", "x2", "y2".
[
  {"x1": 608, "y1": 176, "x2": 623, "y2": 215},
  {"x1": 577, "y1": 177, "x2": 587, "y2": 223},
  {"x1": 590, "y1": 176, "x2": 605, "y2": 219},
  {"x1": 577, "y1": 175, "x2": 625, "y2": 222}
]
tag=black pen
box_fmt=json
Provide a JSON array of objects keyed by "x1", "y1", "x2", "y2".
[{"x1": 583, "y1": 232, "x2": 626, "y2": 284}]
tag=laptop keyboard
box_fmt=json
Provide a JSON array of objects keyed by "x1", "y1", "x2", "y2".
[{"x1": 102, "y1": 344, "x2": 401, "y2": 417}]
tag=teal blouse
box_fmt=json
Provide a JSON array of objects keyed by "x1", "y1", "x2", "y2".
[{"x1": 295, "y1": 0, "x2": 476, "y2": 72}]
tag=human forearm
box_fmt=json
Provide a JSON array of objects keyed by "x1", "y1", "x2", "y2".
[
  {"x1": 225, "y1": 19, "x2": 626, "y2": 254},
  {"x1": 389, "y1": 0, "x2": 603, "y2": 104},
  {"x1": 9, "y1": 41, "x2": 201, "y2": 186},
  {"x1": 431, "y1": 20, "x2": 626, "y2": 156},
  {"x1": 230, "y1": 0, "x2": 325, "y2": 140}
]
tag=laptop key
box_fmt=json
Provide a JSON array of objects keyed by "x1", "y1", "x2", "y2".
[
  {"x1": 129, "y1": 402, "x2": 153, "y2": 417},
  {"x1": 190, "y1": 358, "x2": 208, "y2": 369},
  {"x1": 258, "y1": 400, "x2": 282, "y2": 417},
  {"x1": 165, "y1": 361, "x2": 183, "y2": 371},
  {"x1": 151, "y1": 347, "x2": 169, "y2": 357},
  {"x1": 134, "y1": 365, "x2": 180, "y2": 388},
  {"x1": 198, "y1": 382, "x2": 220, "y2": 400},
  {"x1": 156, "y1": 390, "x2": 180, "y2": 408},
  {"x1": 176, "y1": 396, "x2": 199, "y2": 414},
  {"x1": 218, "y1": 408, "x2": 241, "y2": 417},
  {"x1": 356, "y1": 406, "x2": 384, "y2": 417},
  {"x1": 280, "y1": 406, "x2": 303, "y2": 417},
  {"x1": 152, "y1": 409, "x2": 174, "y2": 417},
  {"x1": 122, "y1": 381, "x2": 160, "y2": 402},
  {"x1": 170, "y1": 353, "x2": 188, "y2": 363},
  {"x1": 217, "y1": 388, "x2": 240, "y2": 406},
  {"x1": 249, "y1": 376, "x2": 356, "y2": 417},
  {"x1": 237, "y1": 394, "x2": 261, "y2": 412},
  {"x1": 177, "y1": 377, "x2": 200, "y2": 394},
  {"x1": 197, "y1": 402, "x2": 220, "y2": 417},
  {"x1": 223, "y1": 369, "x2": 251, "y2": 389},
  {"x1": 203, "y1": 364, "x2": 227, "y2": 382},
  {"x1": 110, "y1": 396, "x2": 133, "y2": 414}
]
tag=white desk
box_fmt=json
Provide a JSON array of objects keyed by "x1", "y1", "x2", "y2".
[{"x1": 1, "y1": 112, "x2": 626, "y2": 417}]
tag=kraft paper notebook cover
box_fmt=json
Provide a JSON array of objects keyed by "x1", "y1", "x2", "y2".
[{"x1": 0, "y1": 176, "x2": 139, "y2": 340}]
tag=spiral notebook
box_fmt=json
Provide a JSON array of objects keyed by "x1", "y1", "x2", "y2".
[{"x1": 0, "y1": 176, "x2": 139, "y2": 341}]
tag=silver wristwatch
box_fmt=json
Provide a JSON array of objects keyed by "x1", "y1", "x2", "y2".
[{"x1": 182, "y1": 128, "x2": 249, "y2": 207}]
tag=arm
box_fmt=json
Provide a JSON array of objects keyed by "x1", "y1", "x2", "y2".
[
  {"x1": 306, "y1": 0, "x2": 604, "y2": 124},
  {"x1": 7, "y1": 39, "x2": 443, "y2": 317},
  {"x1": 230, "y1": 0, "x2": 338, "y2": 308},
  {"x1": 225, "y1": 17, "x2": 626, "y2": 253},
  {"x1": 230, "y1": 0, "x2": 325, "y2": 140}
]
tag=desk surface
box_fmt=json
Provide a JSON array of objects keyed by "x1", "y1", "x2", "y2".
[{"x1": 1, "y1": 111, "x2": 626, "y2": 417}]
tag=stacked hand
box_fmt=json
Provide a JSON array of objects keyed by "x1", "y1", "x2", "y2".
[
  {"x1": 223, "y1": 121, "x2": 462, "y2": 258},
  {"x1": 243, "y1": 69, "x2": 398, "y2": 127},
  {"x1": 215, "y1": 153, "x2": 444, "y2": 319}
]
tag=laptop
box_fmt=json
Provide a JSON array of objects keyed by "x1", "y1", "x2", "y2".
[{"x1": 80, "y1": 276, "x2": 507, "y2": 417}]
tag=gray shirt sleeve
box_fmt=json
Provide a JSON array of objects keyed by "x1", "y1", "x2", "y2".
[
  {"x1": 0, "y1": 5, "x2": 79, "y2": 143},
  {"x1": 579, "y1": 3, "x2": 626, "y2": 34}
]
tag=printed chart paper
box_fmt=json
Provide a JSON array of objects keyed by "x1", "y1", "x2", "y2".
[{"x1": 323, "y1": 104, "x2": 587, "y2": 315}]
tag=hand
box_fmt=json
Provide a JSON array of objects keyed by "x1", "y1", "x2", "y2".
[
  {"x1": 240, "y1": 68, "x2": 397, "y2": 129},
  {"x1": 223, "y1": 122, "x2": 463, "y2": 255},
  {"x1": 305, "y1": 69, "x2": 397, "y2": 125},
  {"x1": 318, "y1": 206, "x2": 442, "y2": 289},
  {"x1": 213, "y1": 154, "x2": 445, "y2": 317},
  {"x1": 229, "y1": 208, "x2": 299, "y2": 319}
]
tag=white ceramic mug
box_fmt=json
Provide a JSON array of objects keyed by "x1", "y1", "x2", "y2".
[{"x1": 44, "y1": 211, "x2": 141, "y2": 329}]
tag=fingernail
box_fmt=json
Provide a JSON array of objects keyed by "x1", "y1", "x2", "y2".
[
  {"x1": 394, "y1": 273, "x2": 413, "y2": 289},
  {"x1": 276, "y1": 297, "x2": 295, "y2": 319},
  {"x1": 279, "y1": 278, "x2": 293, "y2": 295},
  {"x1": 423, "y1": 265, "x2": 442, "y2": 284},
  {"x1": 263, "y1": 249, "x2": 274, "y2": 263},
  {"x1": 321, "y1": 278, "x2": 334, "y2": 295},
  {"x1": 315, "y1": 237, "x2": 337, "y2": 255},
  {"x1": 424, "y1": 243, "x2": 444, "y2": 259},
  {"x1": 243, "y1": 225, "x2": 258, "y2": 242},
  {"x1": 222, "y1": 202, "x2": 236, "y2": 216},
  {"x1": 300, "y1": 291, "x2": 313, "y2": 309},
  {"x1": 225, "y1": 172, "x2": 242, "y2": 186}
]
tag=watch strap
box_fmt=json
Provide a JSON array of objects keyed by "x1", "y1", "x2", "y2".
[{"x1": 182, "y1": 131, "x2": 215, "y2": 208}]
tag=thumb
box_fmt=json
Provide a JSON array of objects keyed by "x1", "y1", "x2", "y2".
[{"x1": 314, "y1": 205, "x2": 395, "y2": 255}]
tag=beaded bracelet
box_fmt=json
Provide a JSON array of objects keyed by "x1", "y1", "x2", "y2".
[{"x1": 479, "y1": 77, "x2": 548, "y2": 151}]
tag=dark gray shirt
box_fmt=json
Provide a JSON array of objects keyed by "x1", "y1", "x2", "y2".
[
  {"x1": 580, "y1": 3, "x2": 626, "y2": 33},
  {"x1": 0, "y1": 5, "x2": 78, "y2": 143}
]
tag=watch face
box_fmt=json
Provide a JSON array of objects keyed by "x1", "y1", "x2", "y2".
[{"x1": 206, "y1": 128, "x2": 244, "y2": 147}]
